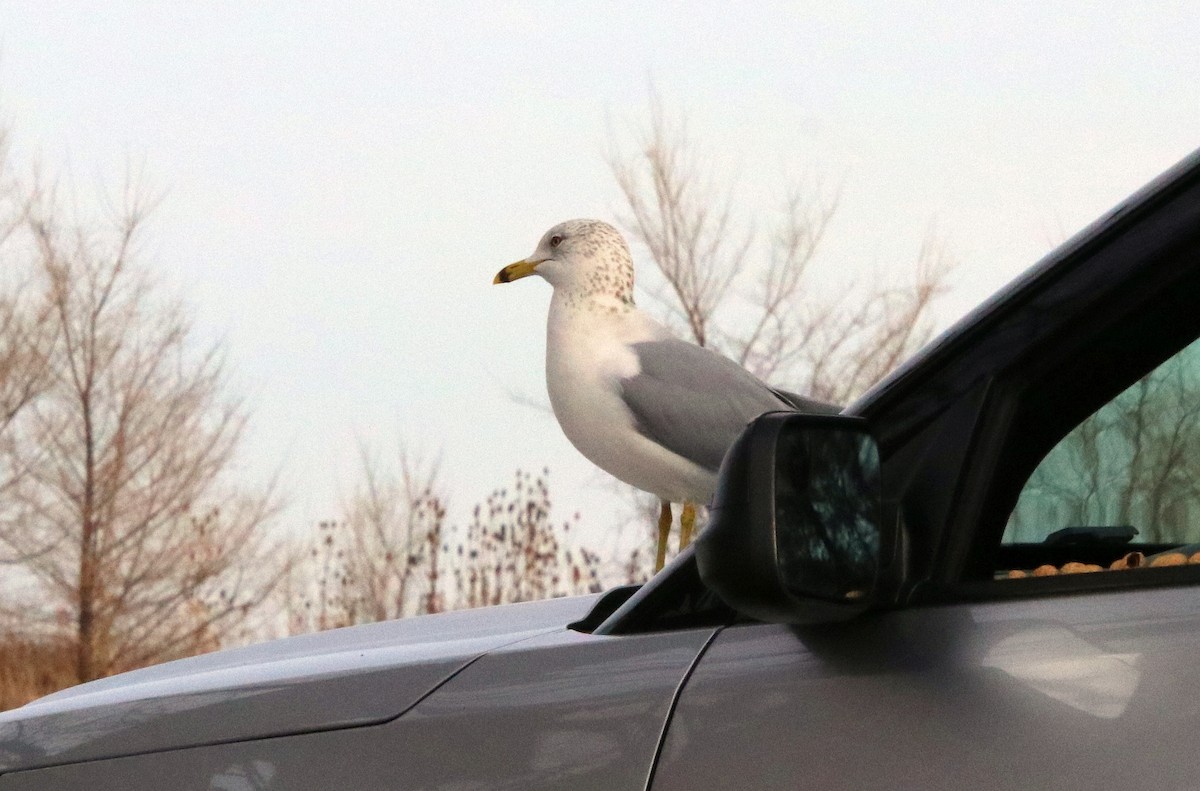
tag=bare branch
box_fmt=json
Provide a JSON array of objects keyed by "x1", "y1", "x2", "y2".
[{"x1": 610, "y1": 98, "x2": 752, "y2": 350}]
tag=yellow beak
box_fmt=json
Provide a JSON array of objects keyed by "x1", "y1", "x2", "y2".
[{"x1": 493, "y1": 259, "x2": 541, "y2": 284}]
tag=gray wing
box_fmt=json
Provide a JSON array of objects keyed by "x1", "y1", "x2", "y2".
[{"x1": 620, "y1": 339, "x2": 794, "y2": 473}]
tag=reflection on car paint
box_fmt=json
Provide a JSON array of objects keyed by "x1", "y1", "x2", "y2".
[
  {"x1": 981, "y1": 625, "x2": 1141, "y2": 719},
  {"x1": 209, "y1": 760, "x2": 276, "y2": 791}
]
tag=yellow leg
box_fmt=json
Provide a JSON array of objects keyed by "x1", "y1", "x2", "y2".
[
  {"x1": 680, "y1": 501, "x2": 697, "y2": 549},
  {"x1": 655, "y1": 501, "x2": 672, "y2": 572}
]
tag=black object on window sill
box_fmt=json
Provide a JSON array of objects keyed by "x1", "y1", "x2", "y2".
[{"x1": 1043, "y1": 525, "x2": 1138, "y2": 546}]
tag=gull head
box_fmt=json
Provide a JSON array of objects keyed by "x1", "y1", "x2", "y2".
[{"x1": 494, "y1": 219, "x2": 635, "y2": 303}]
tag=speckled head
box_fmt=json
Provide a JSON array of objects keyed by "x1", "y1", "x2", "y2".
[{"x1": 494, "y1": 219, "x2": 635, "y2": 304}]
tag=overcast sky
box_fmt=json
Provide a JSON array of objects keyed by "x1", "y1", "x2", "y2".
[{"x1": 2, "y1": 2, "x2": 1198, "y2": 557}]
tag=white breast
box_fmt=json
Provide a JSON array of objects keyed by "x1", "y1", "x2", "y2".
[{"x1": 544, "y1": 297, "x2": 717, "y2": 503}]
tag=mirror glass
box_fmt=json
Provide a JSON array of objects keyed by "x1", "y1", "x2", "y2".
[{"x1": 773, "y1": 423, "x2": 882, "y2": 601}]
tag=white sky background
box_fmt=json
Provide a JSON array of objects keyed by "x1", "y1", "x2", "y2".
[{"x1": 2, "y1": 2, "x2": 1198, "y2": 560}]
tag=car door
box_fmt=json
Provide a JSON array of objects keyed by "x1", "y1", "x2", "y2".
[
  {"x1": 650, "y1": 150, "x2": 1200, "y2": 790},
  {"x1": 652, "y1": 589, "x2": 1200, "y2": 791}
]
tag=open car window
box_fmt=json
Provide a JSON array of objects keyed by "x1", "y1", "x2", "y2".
[{"x1": 998, "y1": 335, "x2": 1200, "y2": 578}]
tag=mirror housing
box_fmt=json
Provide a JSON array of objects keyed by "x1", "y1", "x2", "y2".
[{"x1": 696, "y1": 412, "x2": 897, "y2": 624}]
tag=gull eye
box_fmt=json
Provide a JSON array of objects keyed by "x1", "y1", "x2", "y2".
[{"x1": 550, "y1": 235, "x2": 563, "y2": 248}]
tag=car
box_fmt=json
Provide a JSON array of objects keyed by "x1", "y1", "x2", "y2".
[{"x1": 3, "y1": 147, "x2": 1200, "y2": 790}]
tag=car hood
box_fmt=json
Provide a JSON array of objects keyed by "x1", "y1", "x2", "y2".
[{"x1": 0, "y1": 594, "x2": 602, "y2": 773}]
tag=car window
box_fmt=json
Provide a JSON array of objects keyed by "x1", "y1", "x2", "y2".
[{"x1": 999, "y1": 334, "x2": 1200, "y2": 577}]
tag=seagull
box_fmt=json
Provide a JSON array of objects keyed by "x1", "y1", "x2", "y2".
[{"x1": 494, "y1": 219, "x2": 836, "y2": 571}]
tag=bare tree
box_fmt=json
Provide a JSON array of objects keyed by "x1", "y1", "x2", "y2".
[
  {"x1": 611, "y1": 100, "x2": 952, "y2": 404},
  {"x1": 341, "y1": 447, "x2": 445, "y2": 621},
  {"x1": 610, "y1": 101, "x2": 953, "y2": 575},
  {"x1": 611, "y1": 105, "x2": 753, "y2": 351},
  {"x1": 287, "y1": 448, "x2": 448, "y2": 633},
  {"x1": 0, "y1": 188, "x2": 283, "y2": 682}
]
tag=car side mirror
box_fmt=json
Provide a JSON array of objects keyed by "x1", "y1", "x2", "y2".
[{"x1": 696, "y1": 412, "x2": 896, "y2": 624}]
